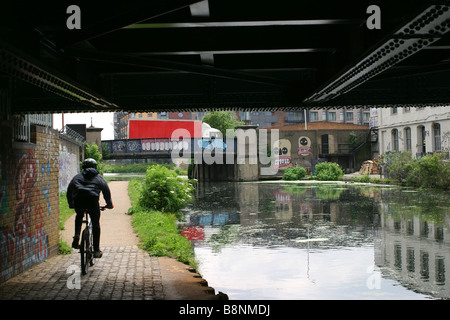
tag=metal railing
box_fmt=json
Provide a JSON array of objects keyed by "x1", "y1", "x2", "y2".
[{"x1": 12, "y1": 114, "x2": 53, "y2": 142}]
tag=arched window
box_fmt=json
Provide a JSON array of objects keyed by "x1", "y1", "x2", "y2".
[
  {"x1": 392, "y1": 129, "x2": 399, "y2": 151},
  {"x1": 404, "y1": 127, "x2": 411, "y2": 151},
  {"x1": 433, "y1": 123, "x2": 441, "y2": 152}
]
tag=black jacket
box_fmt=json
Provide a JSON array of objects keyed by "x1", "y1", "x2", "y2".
[{"x1": 67, "y1": 168, "x2": 113, "y2": 208}]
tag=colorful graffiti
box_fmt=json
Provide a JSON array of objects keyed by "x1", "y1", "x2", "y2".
[
  {"x1": 0, "y1": 150, "x2": 49, "y2": 281},
  {"x1": 59, "y1": 151, "x2": 78, "y2": 192},
  {"x1": 273, "y1": 139, "x2": 292, "y2": 169}
]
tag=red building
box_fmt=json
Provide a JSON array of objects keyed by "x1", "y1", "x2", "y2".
[{"x1": 128, "y1": 120, "x2": 202, "y2": 139}]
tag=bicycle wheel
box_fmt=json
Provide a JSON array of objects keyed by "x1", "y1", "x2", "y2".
[
  {"x1": 88, "y1": 230, "x2": 95, "y2": 266},
  {"x1": 80, "y1": 230, "x2": 90, "y2": 275}
]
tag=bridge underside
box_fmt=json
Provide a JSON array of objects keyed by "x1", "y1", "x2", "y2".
[{"x1": 2, "y1": 1, "x2": 450, "y2": 114}]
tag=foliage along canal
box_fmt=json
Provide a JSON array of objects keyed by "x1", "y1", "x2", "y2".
[{"x1": 181, "y1": 181, "x2": 450, "y2": 300}]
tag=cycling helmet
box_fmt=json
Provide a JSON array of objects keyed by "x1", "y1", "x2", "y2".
[{"x1": 82, "y1": 158, "x2": 98, "y2": 169}]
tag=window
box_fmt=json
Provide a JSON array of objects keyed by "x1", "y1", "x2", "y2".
[
  {"x1": 392, "y1": 107, "x2": 398, "y2": 114},
  {"x1": 405, "y1": 127, "x2": 412, "y2": 151},
  {"x1": 434, "y1": 123, "x2": 441, "y2": 151},
  {"x1": 346, "y1": 112, "x2": 353, "y2": 121},
  {"x1": 339, "y1": 112, "x2": 344, "y2": 121},
  {"x1": 392, "y1": 129, "x2": 399, "y2": 151},
  {"x1": 329, "y1": 112, "x2": 336, "y2": 120},
  {"x1": 363, "y1": 112, "x2": 370, "y2": 121},
  {"x1": 322, "y1": 111, "x2": 326, "y2": 120},
  {"x1": 310, "y1": 112, "x2": 318, "y2": 121},
  {"x1": 404, "y1": 107, "x2": 411, "y2": 112}
]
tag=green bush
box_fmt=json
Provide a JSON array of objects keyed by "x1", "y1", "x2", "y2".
[
  {"x1": 314, "y1": 162, "x2": 344, "y2": 181},
  {"x1": 382, "y1": 151, "x2": 413, "y2": 182},
  {"x1": 405, "y1": 153, "x2": 450, "y2": 189},
  {"x1": 138, "y1": 165, "x2": 195, "y2": 218},
  {"x1": 382, "y1": 152, "x2": 450, "y2": 189},
  {"x1": 282, "y1": 166, "x2": 307, "y2": 181}
]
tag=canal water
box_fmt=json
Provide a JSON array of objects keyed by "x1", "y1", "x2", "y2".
[{"x1": 181, "y1": 181, "x2": 450, "y2": 300}]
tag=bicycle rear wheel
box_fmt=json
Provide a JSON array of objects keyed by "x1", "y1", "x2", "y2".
[{"x1": 80, "y1": 230, "x2": 90, "y2": 275}]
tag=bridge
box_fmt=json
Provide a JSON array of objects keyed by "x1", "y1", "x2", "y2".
[
  {"x1": 103, "y1": 137, "x2": 234, "y2": 160},
  {"x1": 3, "y1": 1, "x2": 450, "y2": 114}
]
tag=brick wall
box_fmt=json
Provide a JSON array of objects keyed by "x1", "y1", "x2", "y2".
[{"x1": 0, "y1": 124, "x2": 60, "y2": 284}]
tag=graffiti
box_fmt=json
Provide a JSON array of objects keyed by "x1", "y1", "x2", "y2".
[
  {"x1": 0, "y1": 223, "x2": 49, "y2": 281},
  {"x1": 197, "y1": 139, "x2": 227, "y2": 150},
  {"x1": 14, "y1": 151, "x2": 37, "y2": 235},
  {"x1": 273, "y1": 139, "x2": 292, "y2": 169},
  {"x1": 141, "y1": 138, "x2": 189, "y2": 152},
  {"x1": 0, "y1": 149, "x2": 49, "y2": 281},
  {"x1": 41, "y1": 183, "x2": 51, "y2": 216},
  {"x1": 112, "y1": 140, "x2": 126, "y2": 153},
  {"x1": 41, "y1": 162, "x2": 51, "y2": 216},
  {"x1": 59, "y1": 151, "x2": 78, "y2": 192},
  {"x1": 127, "y1": 140, "x2": 142, "y2": 152},
  {"x1": 298, "y1": 136, "x2": 313, "y2": 156}
]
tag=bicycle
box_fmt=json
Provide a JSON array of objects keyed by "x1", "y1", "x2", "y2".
[{"x1": 80, "y1": 206, "x2": 107, "y2": 275}]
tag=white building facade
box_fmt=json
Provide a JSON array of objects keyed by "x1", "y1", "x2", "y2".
[{"x1": 373, "y1": 106, "x2": 450, "y2": 157}]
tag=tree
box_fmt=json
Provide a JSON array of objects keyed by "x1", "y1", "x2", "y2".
[
  {"x1": 83, "y1": 142, "x2": 104, "y2": 175},
  {"x1": 202, "y1": 111, "x2": 244, "y2": 137}
]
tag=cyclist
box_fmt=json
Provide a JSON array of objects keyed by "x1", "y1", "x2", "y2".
[{"x1": 67, "y1": 158, "x2": 113, "y2": 258}]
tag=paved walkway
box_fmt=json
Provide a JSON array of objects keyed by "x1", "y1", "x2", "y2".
[{"x1": 0, "y1": 181, "x2": 222, "y2": 300}]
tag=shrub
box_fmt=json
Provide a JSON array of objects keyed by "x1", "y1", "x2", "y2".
[
  {"x1": 381, "y1": 151, "x2": 413, "y2": 182},
  {"x1": 406, "y1": 153, "x2": 450, "y2": 189},
  {"x1": 138, "y1": 165, "x2": 195, "y2": 218},
  {"x1": 314, "y1": 162, "x2": 344, "y2": 181},
  {"x1": 282, "y1": 166, "x2": 307, "y2": 180}
]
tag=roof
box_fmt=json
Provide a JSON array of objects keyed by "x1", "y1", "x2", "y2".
[{"x1": 265, "y1": 121, "x2": 370, "y2": 131}]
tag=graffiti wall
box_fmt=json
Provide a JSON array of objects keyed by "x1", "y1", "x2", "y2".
[
  {"x1": 0, "y1": 125, "x2": 59, "y2": 283},
  {"x1": 59, "y1": 151, "x2": 78, "y2": 192}
]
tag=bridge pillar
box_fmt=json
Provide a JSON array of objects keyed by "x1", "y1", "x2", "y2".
[{"x1": 235, "y1": 125, "x2": 259, "y2": 181}]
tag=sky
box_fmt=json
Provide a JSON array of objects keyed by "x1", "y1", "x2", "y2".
[{"x1": 53, "y1": 112, "x2": 115, "y2": 140}]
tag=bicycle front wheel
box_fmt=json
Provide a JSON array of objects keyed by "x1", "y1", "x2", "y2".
[{"x1": 80, "y1": 230, "x2": 90, "y2": 275}]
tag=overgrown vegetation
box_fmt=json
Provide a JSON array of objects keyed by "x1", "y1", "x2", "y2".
[
  {"x1": 282, "y1": 166, "x2": 307, "y2": 181},
  {"x1": 382, "y1": 151, "x2": 450, "y2": 189},
  {"x1": 314, "y1": 162, "x2": 345, "y2": 181},
  {"x1": 136, "y1": 165, "x2": 195, "y2": 219},
  {"x1": 127, "y1": 165, "x2": 197, "y2": 267}
]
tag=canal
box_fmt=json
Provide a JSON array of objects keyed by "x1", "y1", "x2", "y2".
[{"x1": 181, "y1": 181, "x2": 450, "y2": 300}]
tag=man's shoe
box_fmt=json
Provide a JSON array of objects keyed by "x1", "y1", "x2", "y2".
[
  {"x1": 94, "y1": 251, "x2": 103, "y2": 258},
  {"x1": 72, "y1": 236, "x2": 80, "y2": 249}
]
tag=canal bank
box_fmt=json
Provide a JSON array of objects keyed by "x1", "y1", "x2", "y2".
[{"x1": 0, "y1": 180, "x2": 225, "y2": 300}]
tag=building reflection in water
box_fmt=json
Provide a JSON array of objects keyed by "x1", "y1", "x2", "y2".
[
  {"x1": 182, "y1": 181, "x2": 450, "y2": 299},
  {"x1": 376, "y1": 188, "x2": 450, "y2": 299}
]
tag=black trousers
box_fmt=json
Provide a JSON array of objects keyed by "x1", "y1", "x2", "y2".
[{"x1": 74, "y1": 198, "x2": 101, "y2": 252}]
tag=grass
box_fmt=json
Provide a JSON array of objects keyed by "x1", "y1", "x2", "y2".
[
  {"x1": 58, "y1": 192, "x2": 74, "y2": 255},
  {"x1": 127, "y1": 179, "x2": 197, "y2": 268}
]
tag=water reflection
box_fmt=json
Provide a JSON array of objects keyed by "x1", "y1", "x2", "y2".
[{"x1": 182, "y1": 181, "x2": 450, "y2": 299}]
